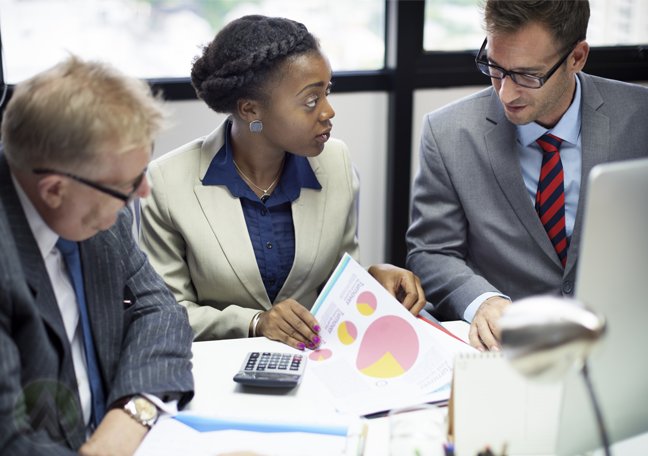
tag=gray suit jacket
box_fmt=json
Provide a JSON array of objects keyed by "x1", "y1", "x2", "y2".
[
  {"x1": 406, "y1": 72, "x2": 648, "y2": 320},
  {"x1": 0, "y1": 151, "x2": 194, "y2": 455}
]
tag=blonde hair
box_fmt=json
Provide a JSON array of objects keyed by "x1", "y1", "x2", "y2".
[{"x1": 2, "y1": 55, "x2": 168, "y2": 171}]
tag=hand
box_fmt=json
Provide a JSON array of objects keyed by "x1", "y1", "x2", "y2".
[
  {"x1": 368, "y1": 264, "x2": 426, "y2": 316},
  {"x1": 78, "y1": 409, "x2": 148, "y2": 456},
  {"x1": 255, "y1": 299, "x2": 321, "y2": 350},
  {"x1": 468, "y1": 296, "x2": 511, "y2": 352}
]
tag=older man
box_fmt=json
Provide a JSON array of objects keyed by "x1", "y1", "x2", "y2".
[
  {"x1": 0, "y1": 56, "x2": 194, "y2": 456},
  {"x1": 407, "y1": 0, "x2": 648, "y2": 351}
]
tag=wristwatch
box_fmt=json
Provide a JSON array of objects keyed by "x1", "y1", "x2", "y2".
[{"x1": 112, "y1": 395, "x2": 159, "y2": 429}]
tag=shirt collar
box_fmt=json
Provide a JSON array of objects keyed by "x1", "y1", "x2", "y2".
[
  {"x1": 203, "y1": 120, "x2": 321, "y2": 202},
  {"x1": 516, "y1": 74, "x2": 582, "y2": 147},
  {"x1": 11, "y1": 172, "x2": 59, "y2": 259}
]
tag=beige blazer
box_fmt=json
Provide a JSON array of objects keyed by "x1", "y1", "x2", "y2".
[{"x1": 140, "y1": 120, "x2": 360, "y2": 340}]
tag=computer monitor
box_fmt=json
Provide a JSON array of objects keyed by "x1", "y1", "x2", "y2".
[{"x1": 557, "y1": 157, "x2": 648, "y2": 455}]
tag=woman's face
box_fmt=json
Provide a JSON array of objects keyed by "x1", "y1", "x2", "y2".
[{"x1": 257, "y1": 51, "x2": 335, "y2": 158}]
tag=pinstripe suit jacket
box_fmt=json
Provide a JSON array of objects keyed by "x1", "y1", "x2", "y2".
[
  {"x1": 406, "y1": 73, "x2": 648, "y2": 320},
  {"x1": 0, "y1": 151, "x2": 194, "y2": 455}
]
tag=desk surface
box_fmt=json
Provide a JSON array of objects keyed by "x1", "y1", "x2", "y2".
[
  {"x1": 185, "y1": 321, "x2": 648, "y2": 456},
  {"x1": 188, "y1": 337, "x2": 327, "y2": 416}
]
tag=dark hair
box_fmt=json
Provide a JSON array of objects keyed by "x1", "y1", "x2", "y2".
[
  {"x1": 191, "y1": 15, "x2": 319, "y2": 114},
  {"x1": 484, "y1": 0, "x2": 590, "y2": 54}
]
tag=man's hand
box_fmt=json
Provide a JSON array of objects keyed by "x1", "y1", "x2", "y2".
[
  {"x1": 78, "y1": 409, "x2": 148, "y2": 456},
  {"x1": 255, "y1": 299, "x2": 321, "y2": 350},
  {"x1": 468, "y1": 296, "x2": 511, "y2": 352},
  {"x1": 367, "y1": 264, "x2": 426, "y2": 316}
]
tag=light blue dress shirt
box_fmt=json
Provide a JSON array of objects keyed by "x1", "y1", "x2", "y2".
[{"x1": 464, "y1": 75, "x2": 583, "y2": 323}]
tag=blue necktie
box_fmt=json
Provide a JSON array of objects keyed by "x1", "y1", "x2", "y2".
[{"x1": 56, "y1": 237, "x2": 106, "y2": 429}]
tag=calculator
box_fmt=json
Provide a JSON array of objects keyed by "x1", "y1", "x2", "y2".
[{"x1": 233, "y1": 352, "x2": 306, "y2": 388}]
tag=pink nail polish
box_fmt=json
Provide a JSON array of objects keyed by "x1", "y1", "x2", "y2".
[
  {"x1": 314, "y1": 325, "x2": 321, "y2": 332},
  {"x1": 298, "y1": 343, "x2": 305, "y2": 349},
  {"x1": 313, "y1": 336, "x2": 320, "y2": 343},
  {"x1": 308, "y1": 341, "x2": 314, "y2": 348}
]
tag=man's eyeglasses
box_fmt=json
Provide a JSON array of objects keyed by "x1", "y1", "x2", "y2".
[
  {"x1": 475, "y1": 38, "x2": 580, "y2": 89},
  {"x1": 33, "y1": 168, "x2": 146, "y2": 206}
]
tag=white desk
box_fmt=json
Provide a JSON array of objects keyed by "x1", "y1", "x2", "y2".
[
  {"x1": 188, "y1": 335, "x2": 393, "y2": 455},
  {"x1": 179, "y1": 321, "x2": 648, "y2": 456},
  {"x1": 188, "y1": 337, "x2": 328, "y2": 416}
]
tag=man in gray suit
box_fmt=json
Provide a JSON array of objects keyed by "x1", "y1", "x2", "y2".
[
  {"x1": 0, "y1": 57, "x2": 194, "y2": 455},
  {"x1": 406, "y1": 0, "x2": 648, "y2": 351}
]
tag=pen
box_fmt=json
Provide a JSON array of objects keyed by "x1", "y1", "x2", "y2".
[
  {"x1": 356, "y1": 422, "x2": 368, "y2": 456},
  {"x1": 443, "y1": 443, "x2": 454, "y2": 456}
]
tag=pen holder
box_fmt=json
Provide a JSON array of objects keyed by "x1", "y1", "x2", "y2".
[{"x1": 389, "y1": 404, "x2": 446, "y2": 456}]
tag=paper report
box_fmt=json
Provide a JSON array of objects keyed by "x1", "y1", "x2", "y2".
[{"x1": 307, "y1": 253, "x2": 464, "y2": 415}]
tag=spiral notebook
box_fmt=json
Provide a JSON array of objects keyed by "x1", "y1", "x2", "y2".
[{"x1": 448, "y1": 352, "x2": 563, "y2": 456}]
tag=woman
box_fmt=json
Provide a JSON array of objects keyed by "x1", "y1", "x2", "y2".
[{"x1": 140, "y1": 15, "x2": 425, "y2": 350}]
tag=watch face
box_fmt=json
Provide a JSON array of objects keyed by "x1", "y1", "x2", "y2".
[{"x1": 133, "y1": 397, "x2": 158, "y2": 422}]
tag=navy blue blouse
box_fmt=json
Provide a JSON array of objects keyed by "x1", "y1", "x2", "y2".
[{"x1": 202, "y1": 121, "x2": 321, "y2": 303}]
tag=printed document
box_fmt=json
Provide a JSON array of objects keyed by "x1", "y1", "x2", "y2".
[{"x1": 307, "y1": 254, "x2": 473, "y2": 415}]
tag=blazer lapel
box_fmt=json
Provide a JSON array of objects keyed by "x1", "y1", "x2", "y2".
[
  {"x1": 195, "y1": 124, "x2": 271, "y2": 309},
  {"x1": 0, "y1": 157, "x2": 70, "y2": 348},
  {"x1": 565, "y1": 73, "x2": 609, "y2": 276},
  {"x1": 0, "y1": 153, "x2": 84, "y2": 448},
  {"x1": 194, "y1": 185, "x2": 271, "y2": 309},
  {"x1": 276, "y1": 157, "x2": 327, "y2": 303},
  {"x1": 79, "y1": 239, "x2": 122, "y2": 383},
  {"x1": 484, "y1": 92, "x2": 562, "y2": 267}
]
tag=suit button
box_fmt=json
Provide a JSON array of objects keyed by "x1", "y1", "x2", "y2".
[
  {"x1": 266, "y1": 242, "x2": 272, "y2": 249},
  {"x1": 261, "y1": 209, "x2": 267, "y2": 216},
  {"x1": 563, "y1": 281, "x2": 573, "y2": 293}
]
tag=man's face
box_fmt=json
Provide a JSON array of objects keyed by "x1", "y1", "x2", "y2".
[
  {"x1": 487, "y1": 22, "x2": 576, "y2": 128},
  {"x1": 55, "y1": 144, "x2": 151, "y2": 241}
]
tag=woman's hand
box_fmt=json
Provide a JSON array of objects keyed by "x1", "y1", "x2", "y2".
[
  {"x1": 255, "y1": 299, "x2": 321, "y2": 350},
  {"x1": 368, "y1": 264, "x2": 426, "y2": 316}
]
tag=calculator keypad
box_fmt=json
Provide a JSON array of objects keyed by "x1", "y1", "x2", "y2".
[
  {"x1": 244, "y1": 352, "x2": 303, "y2": 373},
  {"x1": 235, "y1": 351, "x2": 306, "y2": 387}
]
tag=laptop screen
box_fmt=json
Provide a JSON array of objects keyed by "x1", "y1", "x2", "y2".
[{"x1": 558, "y1": 157, "x2": 648, "y2": 455}]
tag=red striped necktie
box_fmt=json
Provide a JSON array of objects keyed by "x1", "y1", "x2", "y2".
[{"x1": 535, "y1": 133, "x2": 567, "y2": 267}]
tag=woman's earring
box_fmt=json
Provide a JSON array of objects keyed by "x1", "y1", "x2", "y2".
[{"x1": 249, "y1": 120, "x2": 263, "y2": 133}]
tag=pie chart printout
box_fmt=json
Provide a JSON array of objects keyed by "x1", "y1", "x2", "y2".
[
  {"x1": 356, "y1": 291, "x2": 377, "y2": 316},
  {"x1": 356, "y1": 316, "x2": 419, "y2": 378},
  {"x1": 338, "y1": 321, "x2": 358, "y2": 345},
  {"x1": 309, "y1": 349, "x2": 333, "y2": 361}
]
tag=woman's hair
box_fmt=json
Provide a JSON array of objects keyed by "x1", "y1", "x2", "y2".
[{"x1": 191, "y1": 15, "x2": 319, "y2": 114}]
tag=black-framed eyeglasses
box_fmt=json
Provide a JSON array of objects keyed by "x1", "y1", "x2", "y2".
[
  {"x1": 475, "y1": 38, "x2": 580, "y2": 89},
  {"x1": 33, "y1": 168, "x2": 146, "y2": 206}
]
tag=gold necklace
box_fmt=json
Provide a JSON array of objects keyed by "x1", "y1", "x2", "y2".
[{"x1": 233, "y1": 157, "x2": 285, "y2": 203}]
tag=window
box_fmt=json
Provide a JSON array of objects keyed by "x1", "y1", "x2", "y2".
[
  {"x1": 0, "y1": 0, "x2": 385, "y2": 84},
  {"x1": 423, "y1": 0, "x2": 648, "y2": 52}
]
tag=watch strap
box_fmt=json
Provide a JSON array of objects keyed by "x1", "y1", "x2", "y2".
[{"x1": 111, "y1": 394, "x2": 158, "y2": 429}]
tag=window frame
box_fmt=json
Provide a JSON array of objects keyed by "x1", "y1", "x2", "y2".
[{"x1": 1, "y1": 0, "x2": 647, "y2": 265}]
